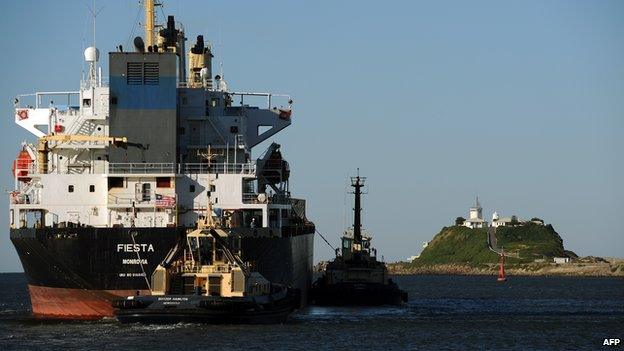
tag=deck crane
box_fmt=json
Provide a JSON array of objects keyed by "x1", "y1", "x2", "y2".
[{"x1": 36, "y1": 134, "x2": 128, "y2": 173}]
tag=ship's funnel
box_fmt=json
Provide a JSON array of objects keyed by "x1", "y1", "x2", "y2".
[
  {"x1": 191, "y1": 35, "x2": 205, "y2": 54},
  {"x1": 159, "y1": 15, "x2": 177, "y2": 50},
  {"x1": 188, "y1": 35, "x2": 213, "y2": 89},
  {"x1": 134, "y1": 36, "x2": 146, "y2": 53}
]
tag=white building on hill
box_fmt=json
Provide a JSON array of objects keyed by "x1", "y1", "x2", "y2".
[
  {"x1": 464, "y1": 197, "x2": 488, "y2": 229},
  {"x1": 492, "y1": 212, "x2": 524, "y2": 228}
]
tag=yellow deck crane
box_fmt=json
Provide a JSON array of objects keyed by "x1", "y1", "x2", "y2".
[{"x1": 37, "y1": 134, "x2": 128, "y2": 174}]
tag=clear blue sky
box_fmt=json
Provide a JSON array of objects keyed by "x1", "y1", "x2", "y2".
[{"x1": 0, "y1": 0, "x2": 622, "y2": 272}]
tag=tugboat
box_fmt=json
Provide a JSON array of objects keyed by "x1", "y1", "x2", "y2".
[
  {"x1": 310, "y1": 172, "x2": 408, "y2": 306},
  {"x1": 113, "y1": 195, "x2": 299, "y2": 324}
]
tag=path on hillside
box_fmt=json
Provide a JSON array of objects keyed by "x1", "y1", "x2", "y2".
[{"x1": 487, "y1": 227, "x2": 520, "y2": 258}]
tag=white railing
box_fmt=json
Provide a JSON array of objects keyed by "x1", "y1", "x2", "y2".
[
  {"x1": 108, "y1": 163, "x2": 175, "y2": 174},
  {"x1": 108, "y1": 193, "x2": 156, "y2": 206},
  {"x1": 229, "y1": 91, "x2": 292, "y2": 110},
  {"x1": 107, "y1": 194, "x2": 137, "y2": 205},
  {"x1": 182, "y1": 163, "x2": 255, "y2": 175},
  {"x1": 242, "y1": 193, "x2": 290, "y2": 205},
  {"x1": 10, "y1": 191, "x2": 40, "y2": 205},
  {"x1": 80, "y1": 79, "x2": 109, "y2": 90},
  {"x1": 18, "y1": 162, "x2": 256, "y2": 176},
  {"x1": 14, "y1": 164, "x2": 38, "y2": 177},
  {"x1": 15, "y1": 91, "x2": 79, "y2": 109}
]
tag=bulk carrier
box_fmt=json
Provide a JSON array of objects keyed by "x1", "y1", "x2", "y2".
[{"x1": 9, "y1": 1, "x2": 314, "y2": 319}]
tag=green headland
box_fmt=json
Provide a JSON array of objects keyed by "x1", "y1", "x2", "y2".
[{"x1": 389, "y1": 223, "x2": 623, "y2": 276}]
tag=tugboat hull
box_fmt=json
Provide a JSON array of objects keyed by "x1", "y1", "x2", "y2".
[
  {"x1": 310, "y1": 282, "x2": 408, "y2": 306},
  {"x1": 113, "y1": 288, "x2": 300, "y2": 324}
]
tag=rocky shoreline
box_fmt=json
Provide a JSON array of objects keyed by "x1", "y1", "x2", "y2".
[{"x1": 387, "y1": 257, "x2": 624, "y2": 277}]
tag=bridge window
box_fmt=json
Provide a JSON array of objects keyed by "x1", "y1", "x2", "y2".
[
  {"x1": 189, "y1": 184, "x2": 196, "y2": 193},
  {"x1": 68, "y1": 185, "x2": 74, "y2": 193},
  {"x1": 89, "y1": 185, "x2": 95, "y2": 193}
]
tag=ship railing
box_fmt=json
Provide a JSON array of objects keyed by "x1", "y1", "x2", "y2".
[
  {"x1": 80, "y1": 79, "x2": 109, "y2": 89},
  {"x1": 182, "y1": 163, "x2": 256, "y2": 175},
  {"x1": 108, "y1": 193, "x2": 151, "y2": 205},
  {"x1": 15, "y1": 91, "x2": 80, "y2": 109},
  {"x1": 108, "y1": 163, "x2": 176, "y2": 174},
  {"x1": 228, "y1": 91, "x2": 292, "y2": 110},
  {"x1": 10, "y1": 191, "x2": 40, "y2": 205},
  {"x1": 242, "y1": 192, "x2": 291, "y2": 205},
  {"x1": 271, "y1": 193, "x2": 291, "y2": 204},
  {"x1": 14, "y1": 164, "x2": 38, "y2": 177}
]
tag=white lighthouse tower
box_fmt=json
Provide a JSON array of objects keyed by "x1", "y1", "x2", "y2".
[
  {"x1": 464, "y1": 197, "x2": 487, "y2": 229},
  {"x1": 469, "y1": 197, "x2": 483, "y2": 221}
]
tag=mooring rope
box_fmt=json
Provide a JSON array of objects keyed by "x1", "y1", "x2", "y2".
[
  {"x1": 315, "y1": 229, "x2": 336, "y2": 252},
  {"x1": 131, "y1": 231, "x2": 151, "y2": 291}
]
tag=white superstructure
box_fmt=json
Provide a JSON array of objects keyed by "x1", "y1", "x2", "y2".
[{"x1": 10, "y1": 15, "x2": 299, "y2": 235}]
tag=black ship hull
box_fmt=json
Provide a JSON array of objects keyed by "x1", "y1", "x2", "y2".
[{"x1": 10, "y1": 227, "x2": 313, "y2": 319}]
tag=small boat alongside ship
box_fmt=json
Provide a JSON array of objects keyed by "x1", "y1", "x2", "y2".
[
  {"x1": 310, "y1": 172, "x2": 407, "y2": 306},
  {"x1": 113, "y1": 201, "x2": 300, "y2": 324}
]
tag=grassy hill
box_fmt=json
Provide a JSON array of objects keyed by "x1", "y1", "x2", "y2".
[
  {"x1": 412, "y1": 223, "x2": 568, "y2": 266},
  {"x1": 495, "y1": 223, "x2": 565, "y2": 261}
]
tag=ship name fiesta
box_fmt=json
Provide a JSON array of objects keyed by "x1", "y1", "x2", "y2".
[{"x1": 116, "y1": 243, "x2": 155, "y2": 253}]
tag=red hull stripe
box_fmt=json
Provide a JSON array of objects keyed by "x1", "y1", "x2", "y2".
[{"x1": 28, "y1": 285, "x2": 150, "y2": 320}]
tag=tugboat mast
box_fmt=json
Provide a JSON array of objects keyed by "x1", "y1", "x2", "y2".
[{"x1": 350, "y1": 169, "x2": 366, "y2": 246}]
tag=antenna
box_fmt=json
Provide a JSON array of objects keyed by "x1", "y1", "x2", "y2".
[
  {"x1": 218, "y1": 24, "x2": 224, "y2": 77},
  {"x1": 90, "y1": 0, "x2": 95, "y2": 52},
  {"x1": 85, "y1": 0, "x2": 104, "y2": 87},
  {"x1": 342, "y1": 172, "x2": 348, "y2": 231}
]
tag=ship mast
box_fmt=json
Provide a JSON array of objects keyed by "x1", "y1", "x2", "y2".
[
  {"x1": 144, "y1": 0, "x2": 160, "y2": 48},
  {"x1": 350, "y1": 169, "x2": 366, "y2": 246}
]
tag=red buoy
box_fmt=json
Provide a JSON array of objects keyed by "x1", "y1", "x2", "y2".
[{"x1": 497, "y1": 253, "x2": 507, "y2": 282}]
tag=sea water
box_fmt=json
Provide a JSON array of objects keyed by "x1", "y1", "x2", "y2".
[{"x1": 0, "y1": 274, "x2": 622, "y2": 350}]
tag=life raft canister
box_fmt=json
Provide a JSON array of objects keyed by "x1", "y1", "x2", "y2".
[
  {"x1": 17, "y1": 109, "x2": 29, "y2": 120},
  {"x1": 12, "y1": 148, "x2": 33, "y2": 179}
]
